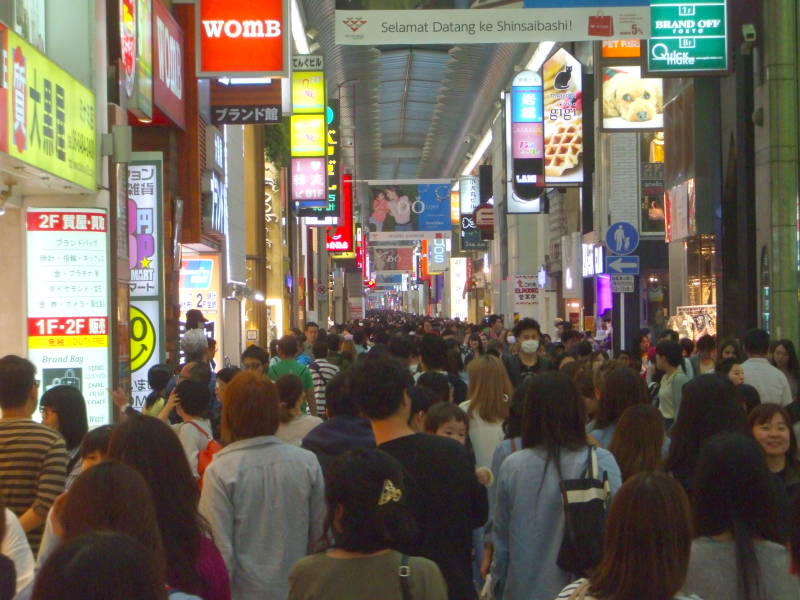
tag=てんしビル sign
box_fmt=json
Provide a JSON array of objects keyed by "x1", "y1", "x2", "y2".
[
  {"x1": 196, "y1": 0, "x2": 290, "y2": 78},
  {"x1": 6, "y1": 29, "x2": 96, "y2": 189}
]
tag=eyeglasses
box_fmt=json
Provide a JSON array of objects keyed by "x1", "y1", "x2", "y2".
[{"x1": 39, "y1": 406, "x2": 55, "y2": 415}]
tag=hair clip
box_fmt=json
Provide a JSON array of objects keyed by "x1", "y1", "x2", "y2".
[{"x1": 378, "y1": 479, "x2": 402, "y2": 506}]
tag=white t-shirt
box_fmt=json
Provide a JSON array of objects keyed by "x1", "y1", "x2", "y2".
[
  {"x1": 459, "y1": 400, "x2": 505, "y2": 469},
  {"x1": 173, "y1": 418, "x2": 214, "y2": 480},
  {"x1": 2, "y1": 508, "x2": 34, "y2": 592},
  {"x1": 276, "y1": 414, "x2": 323, "y2": 446}
]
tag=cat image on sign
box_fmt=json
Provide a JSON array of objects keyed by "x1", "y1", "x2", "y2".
[{"x1": 555, "y1": 66, "x2": 572, "y2": 90}]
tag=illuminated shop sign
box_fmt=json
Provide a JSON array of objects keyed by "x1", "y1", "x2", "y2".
[
  {"x1": 507, "y1": 70, "x2": 545, "y2": 214},
  {"x1": 27, "y1": 209, "x2": 110, "y2": 425}
]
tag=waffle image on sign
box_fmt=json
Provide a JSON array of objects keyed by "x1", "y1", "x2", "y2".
[{"x1": 544, "y1": 120, "x2": 582, "y2": 177}]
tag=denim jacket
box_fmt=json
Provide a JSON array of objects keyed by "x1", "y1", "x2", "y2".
[
  {"x1": 199, "y1": 435, "x2": 326, "y2": 600},
  {"x1": 491, "y1": 446, "x2": 622, "y2": 600}
]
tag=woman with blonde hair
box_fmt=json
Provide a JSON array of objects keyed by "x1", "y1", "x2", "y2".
[{"x1": 460, "y1": 354, "x2": 514, "y2": 471}]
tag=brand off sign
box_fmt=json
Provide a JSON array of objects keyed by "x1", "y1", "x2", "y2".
[{"x1": 196, "y1": 0, "x2": 290, "y2": 78}]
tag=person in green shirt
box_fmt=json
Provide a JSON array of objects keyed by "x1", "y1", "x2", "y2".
[{"x1": 268, "y1": 336, "x2": 317, "y2": 416}]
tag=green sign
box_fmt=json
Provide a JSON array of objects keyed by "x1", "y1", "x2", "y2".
[{"x1": 647, "y1": 0, "x2": 728, "y2": 74}]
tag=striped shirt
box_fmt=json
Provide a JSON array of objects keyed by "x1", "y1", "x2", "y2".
[
  {"x1": 309, "y1": 359, "x2": 339, "y2": 416},
  {"x1": 0, "y1": 419, "x2": 67, "y2": 554}
]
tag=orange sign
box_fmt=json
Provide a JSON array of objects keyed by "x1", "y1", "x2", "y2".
[
  {"x1": 601, "y1": 40, "x2": 641, "y2": 59},
  {"x1": 196, "y1": 0, "x2": 289, "y2": 78}
]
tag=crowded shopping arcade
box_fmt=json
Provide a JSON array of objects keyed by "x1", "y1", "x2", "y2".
[{"x1": 0, "y1": 0, "x2": 798, "y2": 599}]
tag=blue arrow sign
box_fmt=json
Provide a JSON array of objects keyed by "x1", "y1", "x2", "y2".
[
  {"x1": 605, "y1": 255, "x2": 640, "y2": 275},
  {"x1": 605, "y1": 221, "x2": 639, "y2": 255}
]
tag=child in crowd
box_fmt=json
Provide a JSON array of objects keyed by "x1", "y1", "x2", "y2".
[
  {"x1": 424, "y1": 403, "x2": 492, "y2": 486},
  {"x1": 79, "y1": 425, "x2": 113, "y2": 472}
]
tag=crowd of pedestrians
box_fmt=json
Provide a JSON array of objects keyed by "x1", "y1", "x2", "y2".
[{"x1": 0, "y1": 312, "x2": 799, "y2": 599}]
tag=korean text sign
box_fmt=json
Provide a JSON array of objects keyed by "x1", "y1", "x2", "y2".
[
  {"x1": 6, "y1": 29, "x2": 96, "y2": 189},
  {"x1": 196, "y1": 0, "x2": 290, "y2": 78},
  {"x1": 327, "y1": 174, "x2": 354, "y2": 253},
  {"x1": 27, "y1": 209, "x2": 110, "y2": 425}
]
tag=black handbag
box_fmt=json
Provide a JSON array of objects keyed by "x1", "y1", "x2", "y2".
[{"x1": 556, "y1": 446, "x2": 611, "y2": 576}]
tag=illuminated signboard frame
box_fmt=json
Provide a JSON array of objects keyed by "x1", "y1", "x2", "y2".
[
  {"x1": 196, "y1": 0, "x2": 291, "y2": 78},
  {"x1": 291, "y1": 114, "x2": 326, "y2": 157},
  {"x1": 506, "y1": 70, "x2": 545, "y2": 214},
  {"x1": 327, "y1": 173, "x2": 354, "y2": 254},
  {"x1": 27, "y1": 208, "x2": 111, "y2": 425}
]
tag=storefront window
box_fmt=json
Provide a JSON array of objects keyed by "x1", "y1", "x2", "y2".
[{"x1": 687, "y1": 234, "x2": 716, "y2": 306}]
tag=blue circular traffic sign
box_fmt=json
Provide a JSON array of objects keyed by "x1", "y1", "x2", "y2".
[{"x1": 605, "y1": 222, "x2": 639, "y2": 256}]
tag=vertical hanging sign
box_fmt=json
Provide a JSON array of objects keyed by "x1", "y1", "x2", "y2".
[
  {"x1": 508, "y1": 70, "x2": 546, "y2": 214},
  {"x1": 127, "y1": 153, "x2": 165, "y2": 411}
]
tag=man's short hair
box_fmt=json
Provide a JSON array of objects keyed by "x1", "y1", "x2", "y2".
[
  {"x1": 388, "y1": 334, "x2": 415, "y2": 360},
  {"x1": 80, "y1": 425, "x2": 113, "y2": 457},
  {"x1": 418, "y1": 334, "x2": 448, "y2": 371},
  {"x1": 562, "y1": 330, "x2": 582, "y2": 343},
  {"x1": 743, "y1": 328, "x2": 770, "y2": 356},
  {"x1": 180, "y1": 329, "x2": 208, "y2": 362},
  {"x1": 147, "y1": 364, "x2": 172, "y2": 392},
  {"x1": 175, "y1": 380, "x2": 211, "y2": 417},
  {"x1": 350, "y1": 353, "x2": 413, "y2": 420},
  {"x1": 241, "y1": 345, "x2": 269, "y2": 365},
  {"x1": 416, "y1": 371, "x2": 451, "y2": 404},
  {"x1": 0, "y1": 355, "x2": 36, "y2": 410},
  {"x1": 182, "y1": 361, "x2": 212, "y2": 387},
  {"x1": 312, "y1": 340, "x2": 329, "y2": 360},
  {"x1": 305, "y1": 322, "x2": 319, "y2": 331},
  {"x1": 659, "y1": 329, "x2": 679, "y2": 342},
  {"x1": 327, "y1": 333, "x2": 342, "y2": 353},
  {"x1": 513, "y1": 318, "x2": 542, "y2": 338},
  {"x1": 278, "y1": 335, "x2": 299, "y2": 357},
  {"x1": 325, "y1": 372, "x2": 359, "y2": 417}
]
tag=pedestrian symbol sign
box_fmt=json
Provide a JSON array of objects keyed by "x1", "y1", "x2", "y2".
[{"x1": 605, "y1": 222, "x2": 639, "y2": 256}]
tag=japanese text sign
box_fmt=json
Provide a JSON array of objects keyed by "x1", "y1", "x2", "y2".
[
  {"x1": 129, "y1": 299, "x2": 163, "y2": 411},
  {"x1": 196, "y1": 0, "x2": 290, "y2": 78},
  {"x1": 128, "y1": 158, "x2": 163, "y2": 298},
  {"x1": 211, "y1": 105, "x2": 280, "y2": 125},
  {"x1": 6, "y1": 29, "x2": 96, "y2": 189},
  {"x1": 27, "y1": 208, "x2": 110, "y2": 425}
]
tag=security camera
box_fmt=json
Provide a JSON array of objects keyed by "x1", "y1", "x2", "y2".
[{"x1": 742, "y1": 24, "x2": 756, "y2": 43}]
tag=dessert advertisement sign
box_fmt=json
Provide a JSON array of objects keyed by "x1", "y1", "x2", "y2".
[{"x1": 543, "y1": 49, "x2": 583, "y2": 185}]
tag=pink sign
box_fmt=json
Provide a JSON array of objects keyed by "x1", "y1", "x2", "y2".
[
  {"x1": 511, "y1": 122, "x2": 544, "y2": 159},
  {"x1": 291, "y1": 158, "x2": 326, "y2": 201}
]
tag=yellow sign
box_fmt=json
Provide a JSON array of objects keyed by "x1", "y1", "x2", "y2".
[
  {"x1": 291, "y1": 71, "x2": 325, "y2": 114},
  {"x1": 290, "y1": 114, "x2": 326, "y2": 157},
  {"x1": 6, "y1": 29, "x2": 97, "y2": 189},
  {"x1": 28, "y1": 335, "x2": 108, "y2": 349},
  {"x1": 129, "y1": 304, "x2": 156, "y2": 372}
]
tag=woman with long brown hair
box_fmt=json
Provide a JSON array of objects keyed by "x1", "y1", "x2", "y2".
[
  {"x1": 556, "y1": 472, "x2": 701, "y2": 600},
  {"x1": 587, "y1": 366, "x2": 649, "y2": 449},
  {"x1": 608, "y1": 404, "x2": 665, "y2": 481},
  {"x1": 460, "y1": 354, "x2": 514, "y2": 470}
]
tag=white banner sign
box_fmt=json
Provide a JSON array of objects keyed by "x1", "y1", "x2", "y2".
[
  {"x1": 368, "y1": 230, "x2": 451, "y2": 243},
  {"x1": 450, "y1": 257, "x2": 469, "y2": 321},
  {"x1": 336, "y1": 8, "x2": 649, "y2": 45},
  {"x1": 512, "y1": 274, "x2": 540, "y2": 309},
  {"x1": 26, "y1": 208, "x2": 110, "y2": 426}
]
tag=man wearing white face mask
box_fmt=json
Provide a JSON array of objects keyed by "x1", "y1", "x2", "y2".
[{"x1": 502, "y1": 318, "x2": 552, "y2": 388}]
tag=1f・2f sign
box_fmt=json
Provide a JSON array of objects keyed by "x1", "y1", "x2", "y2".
[{"x1": 196, "y1": 0, "x2": 290, "y2": 78}]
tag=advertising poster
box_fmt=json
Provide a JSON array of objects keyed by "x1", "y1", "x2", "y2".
[
  {"x1": 366, "y1": 183, "x2": 451, "y2": 241},
  {"x1": 6, "y1": 28, "x2": 97, "y2": 189},
  {"x1": 26, "y1": 208, "x2": 110, "y2": 426},
  {"x1": 602, "y1": 66, "x2": 663, "y2": 130},
  {"x1": 133, "y1": 0, "x2": 154, "y2": 119},
  {"x1": 459, "y1": 175, "x2": 479, "y2": 216},
  {"x1": 513, "y1": 274, "x2": 540, "y2": 308},
  {"x1": 543, "y1": 49, "x2": 583, "y2": 185},
  {"x1": 129, "y1": 299, "x2": 162, "y2": 410},
  {"x1": 179, "y1": 254, "x2": 221, "y2": 326},
  {"x1": 369, "y1": 247, "x2": 414, "y2": 273},
  {"x1": 335, "y1": 1, "x2": 649, "y2": 45}
]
